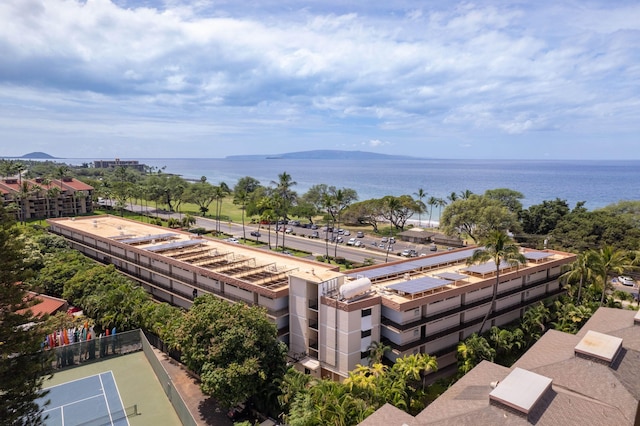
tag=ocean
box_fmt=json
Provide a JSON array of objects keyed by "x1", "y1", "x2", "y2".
[{"x1": 62, "y1": 158, "x2": 639, "y2": 210}]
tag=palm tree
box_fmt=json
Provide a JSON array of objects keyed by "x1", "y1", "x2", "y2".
[
  {"x1": 459, "y1": 189, "x2": 473, "y2": 199},
  {"x1": 468, "y1": 230, "x2": 527, "y2": 334},
  {"x1": 447, "y1": 192, "x2": 458, "y2": 203},
  {"x1": 427, "y1": 196, "x2": 438, "y2": 227},
  {"x1": 385, "y1": 197, "x2": 401, "y2": 262},
  {"x1": 585, "y1": 246, "x2": 632, "y2": 306},
  {"x1": 560, "y1": 253, "x2": 592, "y2": 303},
  {"x1": 367, "y1": 341, "x2": 391, "y2": 366},
  {"x1": 271, "y1": 172, "x2": 297, "y2": 250},
  {"x1": 413, "y1": 188, "x2": 427, "y2": 227},
  {"x1": 233, "y1": 190, "x2": 250, "y2": 241},
  {"x1": 317, "y1": 192, "x2": 335, "y2": 261},
  {"x1": 435, "y1": 197, "x2": 447, "y2": 224},
  {"x1": 457, "y1": 333, "x2": 495, "y2": 375}
]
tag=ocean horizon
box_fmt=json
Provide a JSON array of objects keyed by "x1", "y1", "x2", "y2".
[{"x1": 35, "y1": 157, "x2": 640, "y2": 211}]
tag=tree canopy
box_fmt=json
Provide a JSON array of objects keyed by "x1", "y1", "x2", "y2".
[
  {"x1": 175, "y1": 294, "x2": 287, "y2": 408},
  {"x1": 0, "y1": 204, "x2": 52, "y2": 424}
]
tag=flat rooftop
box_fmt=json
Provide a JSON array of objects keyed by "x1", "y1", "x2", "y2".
[
  {"x1": 344, "y1": 246, "x2": 575, "y2": 306},
  {"x1": 49, "y1": 216, "x2": 341, "y2": 291}
]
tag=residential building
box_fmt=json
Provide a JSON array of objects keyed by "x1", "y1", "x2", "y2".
[
  {"x1": 47, "y1": 215, "x2": 575, "y2": 380},
  {"x1": 93, "y1": 158, "x2": 146, "y2": 172},
  {"x1": 1, "y1": 177, "x2": 93, "y2": 220}
]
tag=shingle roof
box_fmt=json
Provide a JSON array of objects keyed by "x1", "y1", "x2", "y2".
[{"x1": 363, "y1": 307, "x2": 640, "y2": 426}]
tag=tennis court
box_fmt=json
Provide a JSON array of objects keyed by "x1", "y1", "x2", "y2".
[{"x1": 40, "y1": 371, "x2": 136, "y2": 426}]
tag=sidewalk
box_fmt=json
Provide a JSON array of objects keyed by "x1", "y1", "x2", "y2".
[{"x1": 152, "y1": 347, "x2": 233, "y2": 426}]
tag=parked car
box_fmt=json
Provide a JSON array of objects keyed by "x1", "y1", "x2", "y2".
[
  {"x1": 250, "y1": 231, "x2": 261, "y2": 237},
  {"x1": 389, "y1": 237, "x2": 396, "y2": 244},
  {"x1": 354, "y1": 240, "x2": 363, "y2": 247},
  {"x1": 311, "y1": 224, "x2": 318, "y2": 230},
  {"x1": 356, "y1": 231, "x2": 365, "y2": 238},
  {"x1": 347, "y1": 238, "x2": 357, "y2": 246},
  {"x1": 381, "y1": 237, "x2": 388, "y2": 243},
  {"x1": 227, "y1": 238, "x2": 239, "y2": 243},
  {"x1": 338, "y1": 228, "x2": 345, "y2": 234},
  {"x1": 343, "y1": 230, "x2": 351, "y2": 236},
  {"x1": 310, "y1": 231, "x2": 320, "y2": 238},
  {"x1": 429, "y1": 243, "x2": 437, "y2": 251},
  {"x1": 285, "y1": 227, "x2": 293, "y2": 234},
  {"x1": 401, "y1": 249, "x2": 417, "y2": 257},
  {"x1": 335, "y1": 236, "x2": 344, "y2": 243},
  {"x1": 619, "y1": 276, "x2": 636, "y2": 286}
]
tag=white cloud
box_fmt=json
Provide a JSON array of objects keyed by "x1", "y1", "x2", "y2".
[{"x1": 0, "y1": 0, "x2": 638, "y2": 159}]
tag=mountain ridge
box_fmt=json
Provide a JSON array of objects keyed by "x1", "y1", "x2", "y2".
[{"x1": 226, "y1": 149, "x2": 419, "y2": 160}]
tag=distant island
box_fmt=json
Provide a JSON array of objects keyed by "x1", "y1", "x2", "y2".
[
  {"x1": 0, "y1": 152, "x2": 58, "y2": 159},
  {"x1": 227, "y1": 149, "x2": 419, "y2": 160}
]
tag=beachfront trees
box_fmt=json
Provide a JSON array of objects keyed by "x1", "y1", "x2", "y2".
[
  {"x1": 183, "y1": 180, "x2": 217, "y2": 216},
  {"x1": 413, "y1": 188, "x2": 427, "y2": 226},
  {"x1": 467, "y1": 230, "x2": 527, "y2": 333},
  {"x1": 521, "y1": 198, "x2": 571, "y2": 235},
  {"x1": 175, "y1": 294, "x2": 287, "y2": 408},
  {"x1": 272, "y1": 172, "x2": 297, "y2": 250},
  {"x1": 342, "y1": 199, "x2": 385, "y2": 232},
  {"x1": 441, "y1": 194, "x2": 519, "y2": 243},
  {"x1": 551, "y1": 208, "x2": 640, "y2": 251},
  {"x1": 484, "y1": 188, "x2": 524, "y2": 217},
  {"x1": 0, "y1": 204, "x2": 52, "y2": 424},
  {"x1": 380, "y1": 195, "x2": 419, "y2": 230}
]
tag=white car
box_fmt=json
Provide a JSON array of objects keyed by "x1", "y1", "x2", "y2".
[
  {"x1": 354, "y1": 240, "x2": 363, "y2": 247},
  {"x1": 227, "y1": 238, "x2": 239, "y2": 243},
  {"x1": 347, "y1": 238, "x2": 357, "y2": 246},
  {"x1": 618, "y1": 276, "x2": 636, "y2": 286}
]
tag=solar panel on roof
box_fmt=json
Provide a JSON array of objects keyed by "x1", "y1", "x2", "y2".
[
  {"x1": 435, "y1": 272, "x2": 469, "y2": 281},
  {"x1": 461, "y1": 260, "x2": 513, "y2": 275},
  {"x1": 524, "y1": 251, "x2": 553, "y2": 260},
  {"x1": 145, "y1": 239, "x2": 204, "y2": 252},
  {"x1": 121, "y1": 233, "x2": 177, "y2": 244},
  {"x1": 348, "y1": 248, "x2": 477, "y2": 280},
  {"x1": 387, "y1": 276, "x2": 450, "y2": 294}
]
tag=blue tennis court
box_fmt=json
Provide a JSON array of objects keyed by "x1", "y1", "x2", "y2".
[{"x1": 40, "y1": 371, "x2": 132, "y2": 426}]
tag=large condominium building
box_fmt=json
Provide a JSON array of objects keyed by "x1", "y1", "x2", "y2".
[
  {"x1": 1, "y1": 177, "x2": 94, "y2": 220},
  {"x1": 47, "y1": 215, "x2": 575, "y2": 380},
  {"x1": 93, "y1": 158, "x2": 146, "y2": 172}
]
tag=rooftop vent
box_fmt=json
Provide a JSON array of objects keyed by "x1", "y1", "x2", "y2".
[
  {"x1": 574, "y1": 330, "x2": 622, "y2": 364},
  {"x1": 489, "y1": 368, "x2": 552, "y2": 416}
]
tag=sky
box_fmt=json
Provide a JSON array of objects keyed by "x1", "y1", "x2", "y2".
[{"x1": 1, "y1": 0, "x2": 639, "y2": 160}]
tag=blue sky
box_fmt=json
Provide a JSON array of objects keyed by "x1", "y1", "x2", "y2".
[{"x1": 1, "y1": 0, "x2": 639, "y2": 160}]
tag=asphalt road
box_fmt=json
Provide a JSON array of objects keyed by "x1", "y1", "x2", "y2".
[{"x1": 112, "y1": 201, "x2": 432, "y2": 264}]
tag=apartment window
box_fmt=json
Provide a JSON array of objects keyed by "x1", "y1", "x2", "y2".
[
  {"x1": 362, "y1": 308, "x2": 372, "y2": 317},
  {"x1": 413, "y1": 329, "x2": 419, "y2": 337},
  {"x1": 414, "y1": 308, "x2": 420, "y2": 316},
  {"x1": 361, "y1": 329, "x2": 372, "y2": 338}
]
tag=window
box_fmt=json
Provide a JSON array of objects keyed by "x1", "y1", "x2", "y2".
[
  {"x1": 361, "y1": 351, "x2": 370, "y2": 359},
  {"x1": 414, "y1": 308, "x2": 420, "y2": 316},
  {"x1": 361, "y1": 329, "x2": 372, "y2": 338},
  {"x1": 362, "y1": 308, "x2": 372, "y2": 317}
]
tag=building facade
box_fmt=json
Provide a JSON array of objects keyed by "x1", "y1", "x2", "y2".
[
  {"x1": 1, "y1": 177, "x2": 93, "y2": 220},
  {"x1": 48, "y1": 215, "x2": 575, "y2": 380}
]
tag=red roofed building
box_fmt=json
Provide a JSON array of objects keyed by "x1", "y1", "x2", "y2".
[
  {"x1": 18, "y1": 292, "x2": 68, "y2": 318},
  {"x1": 0, "y1": 176, "x2": 93, "y2": 220}
]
